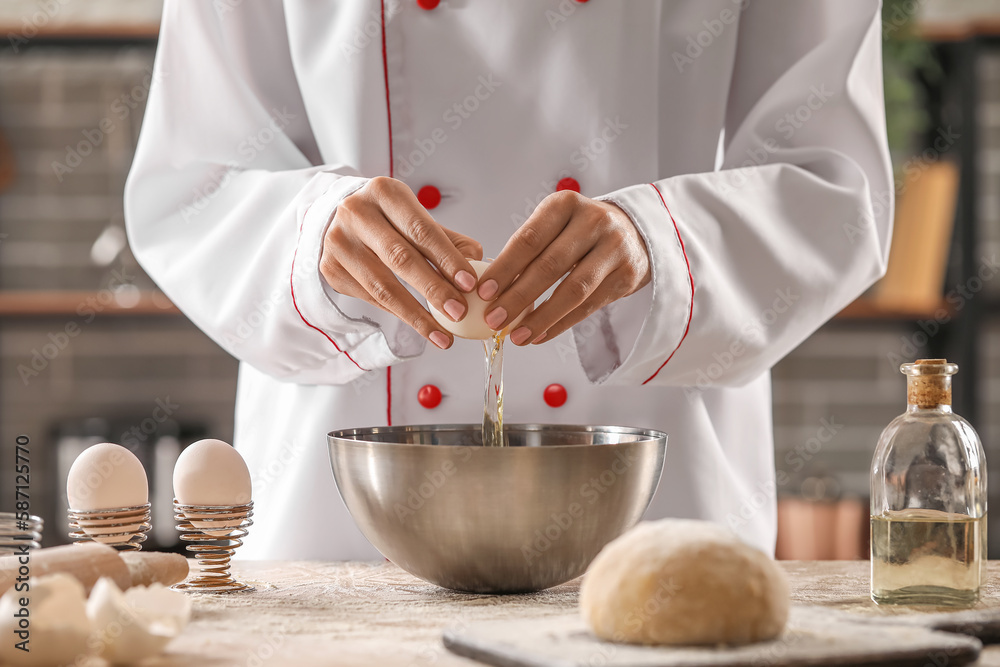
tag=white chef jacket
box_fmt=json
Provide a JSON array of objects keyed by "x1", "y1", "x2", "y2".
[{"x1": 125, "y1": 0, "x2": 892, "y2": 560}]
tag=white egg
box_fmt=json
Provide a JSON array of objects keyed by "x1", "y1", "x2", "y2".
[
  {"x1": 173, "y1": 439, "x2": 252, "y2": 536},
  {"x1": 67, "y1": 443, "x2": 148, "y2": 511},
  {"x1": 428, "y1": 259, "x2": 531, "y2": 340}
]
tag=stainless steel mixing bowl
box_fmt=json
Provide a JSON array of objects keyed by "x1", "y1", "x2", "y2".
[{"x1": 328, "y1": 424, "x2": 666, "y2": 593}]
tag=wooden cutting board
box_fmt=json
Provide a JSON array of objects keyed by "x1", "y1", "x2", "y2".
[{"x1": 443, "y1": 605, "x2": 993, "y2": 667}]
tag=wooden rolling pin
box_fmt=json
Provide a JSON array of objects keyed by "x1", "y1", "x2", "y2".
[
  {"x1": 0, "y1": 543, "x2": 189, "y2": 596},
  {"x1": 120, "y1": 550, "x2": 189, "y2": 588}
]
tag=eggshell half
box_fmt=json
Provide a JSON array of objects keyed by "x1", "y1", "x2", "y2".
[
  {"x1": 87, "y1": 577, "x2": 191, "y2": 664},
  {"x1": 0, "y1": 573, "x2": 90, "y2": 667}
]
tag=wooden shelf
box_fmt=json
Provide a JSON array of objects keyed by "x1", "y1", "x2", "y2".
[
  {"x1": 918, "y1": 18, "x2": 1000, "y2": 41},
  {"x1": 835, "y1": 297, "x2": 952, "y2": 321},
  {"x1": 6, "y1": 17, "x2": 993, "y2": 43},
  {"x1": 0, "y1": 290, "x2": 179, "y2": 316},
  {"x1": 0, "y1": 23, "x2": 159, "y2": 41},
  {"x1": 0, "y1": 291, "x2": 955, "y2": 321},
  {"x1": 3, "y1": 18, "x2": 989, "y2": 44},
  {"x1": 3, "y1": 18, "x2": 997, "y2": 44}
]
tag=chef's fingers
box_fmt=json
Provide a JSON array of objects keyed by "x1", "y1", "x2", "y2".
[
  {"x1": 319, "y1": 255, "x2": 368, "y2": 298},
  {"x1": 504, "y1": 251, "x2": 616, "y2": 346},
  {"x1": 365, "y1": 223, "x2": 472, "y2": 324},
  {"x1": 368, "y1": 177, "x2": 478, "y2": 294},
  {"x1": 482, "y1": 220, "x2": 592, "y2": 331},
  {"x1": 339, "y1": 243, "x2": 454, "y2": 350},
  {"x1": 443, "y1": 227, "x2": 484, "y2": 262},
  {"x1": 526, "y1": 266, "x2": 634, "y2": 344},
  {"x1": 477, "y1": 190, "x2": 576, "y2": 301}
]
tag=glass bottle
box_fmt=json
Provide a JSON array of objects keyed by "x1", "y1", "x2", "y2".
[{"x1": 870, "y1": 359, "x2": 987, "y2": 606}]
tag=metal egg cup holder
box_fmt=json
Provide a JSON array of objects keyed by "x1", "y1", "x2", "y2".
[
  {"x1": 67, "y1": 504, "x2": 151, "y2": 551},
  {"x1": 172, "y1": 500, "x2": 254, "y2": 593},
  {"x1": 66, "y1": 501, "x2": 253, "y2": 594},
  {"x1": 0, "y1": 512, "x2": 43, "y2": 555}
]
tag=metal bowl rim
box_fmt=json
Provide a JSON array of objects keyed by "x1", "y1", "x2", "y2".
[{"x1": 327, "y1": 422, "x2": 667, "y2": 449}]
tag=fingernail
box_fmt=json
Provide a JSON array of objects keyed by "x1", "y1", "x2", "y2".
[
  {"x1": 455, "y1": 270, "x2": 476, "y2": 293},
  {"x1": 478, "y1": 279, "x2": 498, "y2": 300},
  {"x1": 429, "y1": 331, "x2": 450, "y2": 349},
  {"x1": 443, "y1": 299, "x2": 465, "y2": 322},
  {"x1": 510, "y1": 327, "x2": 531, "y2": 345},
  {"x1": 532, "y1": 332, "x2": 547, "y2": 344},
  {"x1": 485, "y1": 307, "x2": 507, "y2": 330}
]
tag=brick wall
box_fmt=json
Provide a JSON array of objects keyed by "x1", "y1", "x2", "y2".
[
  {"x1": 0, "y1": 44, "x2": 239, "y2": 546},
  {"x1": 0, "y1": 318, "x2": 239, "y2": 545},
  {"x1": 980, "y1": 52, "x2": 1000, "y2": 298},
  {"x1": 978, "y1": 52, "x2": 1000, "y2": 486},
  {"x1": 772, "y1": 325, "x2": 914, "y2": 502},
  {"x1": 771, "y1": 47, "x2": 1000, "y2": 556},
  {"x1": 0, "y1": 0, "x2": 162, "y2": 31},
  {"x1": 0, "y1": 47, "x2": 156, "y2": 290}
]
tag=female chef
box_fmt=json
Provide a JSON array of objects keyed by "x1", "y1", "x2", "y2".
[{"x1": 125, "y1": 1, "x2": 892, "y2": 559}]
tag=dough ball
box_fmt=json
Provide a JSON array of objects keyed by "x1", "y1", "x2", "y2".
[{"x1": 580, "y1": 519, "x2": 789, "y2": 646}]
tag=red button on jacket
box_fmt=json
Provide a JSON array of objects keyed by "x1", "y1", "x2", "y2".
[
  {"x1": 543, "y1": 383, "x2": 568, "y2": 408},
  {"x1": 556, "y1": 177, "x2": 580, "y2": 193},
  {"x1": 417, "y1": 185, "x2": 442, "y2": 209},
  {"x1": 417, "y1": 0, "x2": 440, "y2": 10},
  {"x1": 418, "y1": 384, "x2": 442, "y2": 409}
]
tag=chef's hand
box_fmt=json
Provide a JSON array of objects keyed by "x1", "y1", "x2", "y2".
[
  {"x1": 478, "y1": 191, "x2": 651, "y2": 345},
  {"x1": 320, "y1": 177, "x2": 483, "y2": 350}
]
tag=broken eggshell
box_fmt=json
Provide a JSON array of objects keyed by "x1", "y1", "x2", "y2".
[
  {"x1": 86, "y1": 577, "x2": 192, "y2": 664},
  {"x1": 0, "y1": 573, "x2": 90, "y2": 667},
  {"x1": 427, "y1": 259, "x2": 532, "y2": 340}
]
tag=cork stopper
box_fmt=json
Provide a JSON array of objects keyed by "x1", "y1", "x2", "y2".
[{"x1": 901, "y1": 359, "x2": 958, "y2": 408}]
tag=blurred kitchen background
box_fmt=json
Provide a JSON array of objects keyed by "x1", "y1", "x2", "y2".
[{"x1": 0, "y1": 0, "x2": 999, "y2": 556}]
